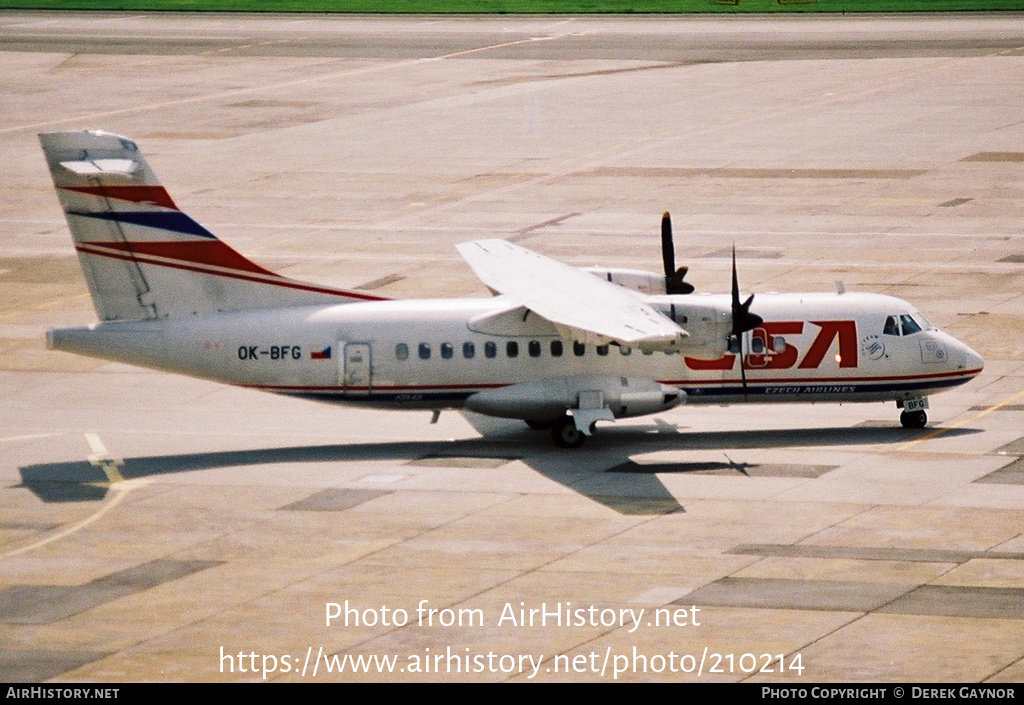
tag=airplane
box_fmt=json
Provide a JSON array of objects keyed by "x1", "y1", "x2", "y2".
[{"x1": 40, "y1": 130, "x2": 984, "y2": 448}]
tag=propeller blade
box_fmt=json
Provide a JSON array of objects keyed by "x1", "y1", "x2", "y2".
[
  {"x1": 738, "y1": 294, "x2": 763, "y2": 333},
  {"x1": 730, "y1": 247, "x2": 763, "y2": 335},
  {"x1": 729, "y1": 244, "x2": 762, "y2": 402},
  {"x1": 739, "y1": 338, "x2": 750, "y2": 402},
  {"x1": 731, "y1": 245, "x2": 740, "y2": 312},
  {"x1": 661, "y1": 212, "x2": 674, "y2": 279},
  {"x1": 662, "y1": 212, "x2": 695, "y2": 295}
]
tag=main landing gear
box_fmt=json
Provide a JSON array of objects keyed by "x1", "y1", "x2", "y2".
[
  {"x1": 526, "y1": 418, "x2": 588, "y2": 448},
  {"x1": 900, "y1": 409, "x2": 928, "y2": 429},
  {"x1": 551, "y1": 418, "x2": 586, "y2": 448}
]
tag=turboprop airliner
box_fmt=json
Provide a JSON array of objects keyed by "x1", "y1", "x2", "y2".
[{"x1": 40, "y1": 130, "x2": 984, "y2": 448}]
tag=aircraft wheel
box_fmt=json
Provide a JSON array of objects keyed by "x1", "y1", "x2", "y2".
[
  {"x1": 551, "y1": 419, "x2": 585, "y2": 449},
  {"x1": 900, "y1": 410, "x2": 928, "y2": 429},
  {"x1": 525, "y1": 419, "x2": 556, "y2": 431}
]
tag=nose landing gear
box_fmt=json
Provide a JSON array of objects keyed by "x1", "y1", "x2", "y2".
[
  {"x1": 900, "y1": 409, "x2": 928, "y2": 429},
  {"x1": 899, "y1": 398, "x2": 929, "y2": 429}
]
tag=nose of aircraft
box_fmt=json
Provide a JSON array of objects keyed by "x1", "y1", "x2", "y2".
[
  {"x1": 949, "y1": 332, "x2": 984, "y2": 375},
  {"x1": 935, "y1": 331, "x2": 983, "y2": 375},
  {"x1": 963, "y1": 344, "x2": 984, "y2": 373}
]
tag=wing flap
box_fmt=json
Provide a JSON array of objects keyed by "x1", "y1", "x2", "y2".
[{"x1": 456, "y1": 239, "x2": 687, "y2": 350}]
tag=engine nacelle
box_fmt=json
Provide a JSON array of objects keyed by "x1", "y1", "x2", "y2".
[
  {"x1": 646, "y1": 296, "x2": 733, "y2": 359},
  {"x1": 465, "y1": 374, "x2": 685, "y2": 421},
  {"x1": 583, "y1": 267, "x2": 668, "y2": 296}
]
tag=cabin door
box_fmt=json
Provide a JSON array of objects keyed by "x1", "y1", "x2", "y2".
[{"x1": 341, "y1": 342, "x2": 372, "y2": 395}]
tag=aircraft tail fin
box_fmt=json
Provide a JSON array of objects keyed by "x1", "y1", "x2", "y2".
[{"x1": 39, "y1": 130, "x2": 384, "y2": 322}]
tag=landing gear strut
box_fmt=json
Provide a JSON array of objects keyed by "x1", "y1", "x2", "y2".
[
  {"x1": 900, "y1": 409, "x2": 928, "y2": 429},
  {"x1": 551, "y1": 418, "x2": 585, "y2": 448}
]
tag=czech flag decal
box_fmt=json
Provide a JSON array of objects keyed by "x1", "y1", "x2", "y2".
[{"x1": 311, "y1": 346, "x2": 332, "y2": 360}]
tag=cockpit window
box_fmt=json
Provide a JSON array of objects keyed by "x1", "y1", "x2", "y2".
[
  {"x1": 884, "y1": 312, "x2": 933, "y2": 336},
  {"x1": 900, "y1": 314, "x2": 922, "y2": 335}
]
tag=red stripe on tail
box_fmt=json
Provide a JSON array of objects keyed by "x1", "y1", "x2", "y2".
[
  {"x1": 63, "y1": 185, "x2": 179, "y2": 210},
  {"x1": 80, "y1": 240, "x2": 278, "y2": 277}
]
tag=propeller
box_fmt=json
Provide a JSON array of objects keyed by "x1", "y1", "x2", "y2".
[
  {"x1": 730, "y1": 244, "x2": 763, "y2": 401},
  {"x1": 661, "y1": 212, "x2": 695, "y2": 295}
]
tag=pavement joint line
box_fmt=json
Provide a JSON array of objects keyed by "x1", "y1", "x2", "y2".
[
  {"x1": 379, "y1": 53, "x2": 986, "y2": 229},
  {"x1": 0, "y1": 30, "x2": 574, "y2": 138}
]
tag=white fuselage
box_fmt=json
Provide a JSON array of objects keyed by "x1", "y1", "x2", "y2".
[
  {"x1": 38, "y1": 131, "x2": 985, "y2": 444},
  {"x1": 50, "y1": 290, "x2": 983, "y2": 414}
]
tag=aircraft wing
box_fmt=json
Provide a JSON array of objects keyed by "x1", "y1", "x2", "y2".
[{"x1": 456, "y1": 239, "x2": 688, "y2": 350}]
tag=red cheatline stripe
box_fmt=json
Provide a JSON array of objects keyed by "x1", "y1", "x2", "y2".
[
  {"x1": 241, "y1": 371, "x2": 981, "y2": 395},
  {"x1": 661, "y1": 368, "x2": 983, "y2": 387},
  {"x1": 75, "y1": 243, "x2": 389, "y2": 302},
  {"x1": 62, "y1": 185, "x2": 179, "y2": 210}
]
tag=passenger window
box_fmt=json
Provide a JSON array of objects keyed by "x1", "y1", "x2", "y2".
[
  {"x1": 900, "y1": 314, "x2": 922, "y2": 335},
  {"x1": 395, "y1": 343, "x2": 409, "y2": 360},
  {"x1": 440, "y1": 342, "x2": 453, "y2": 359},
  {"x1": 506, "y1": 341, "x2": 519, "y2": 358},
  {"x1": 596, "y1": 345, "x2": 609, "y2": 356},
  {"x1": 485, "y1": 341, "x2": 496, "y2": 359},
  {"x1": 883, "y1": 315, "x2": 900, "y2": 336},
  {"x1": 573, "y1": 341, "x2": 585, "y2": 357},
  {"x1": 550, "y1": 340, "x2": 563, "y2": 357},
  {"x1": 463, "y1": 342, "x2": 475, "y2": 359},
  {"x1": 528, "y1": 341, "x2": 541, "y2": 357},
  {"x1": 418, "y1": 343, "x2": 431, "y2": 360}
]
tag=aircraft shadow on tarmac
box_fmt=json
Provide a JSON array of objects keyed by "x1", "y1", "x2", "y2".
[{"x1": 17, "y1": 421, "x2": 980, "y2": 514}]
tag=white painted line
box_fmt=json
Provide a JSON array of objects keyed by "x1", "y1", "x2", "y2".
[
  {"x1": 84, "y1": 432, "x2": 107, "y2": 457},
  {"x1": 0, "y1": 482, "x2": 145, "y2": 561},
  {"x1": 85, "y1": 432, "x2": 126, "y2": 484}
]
